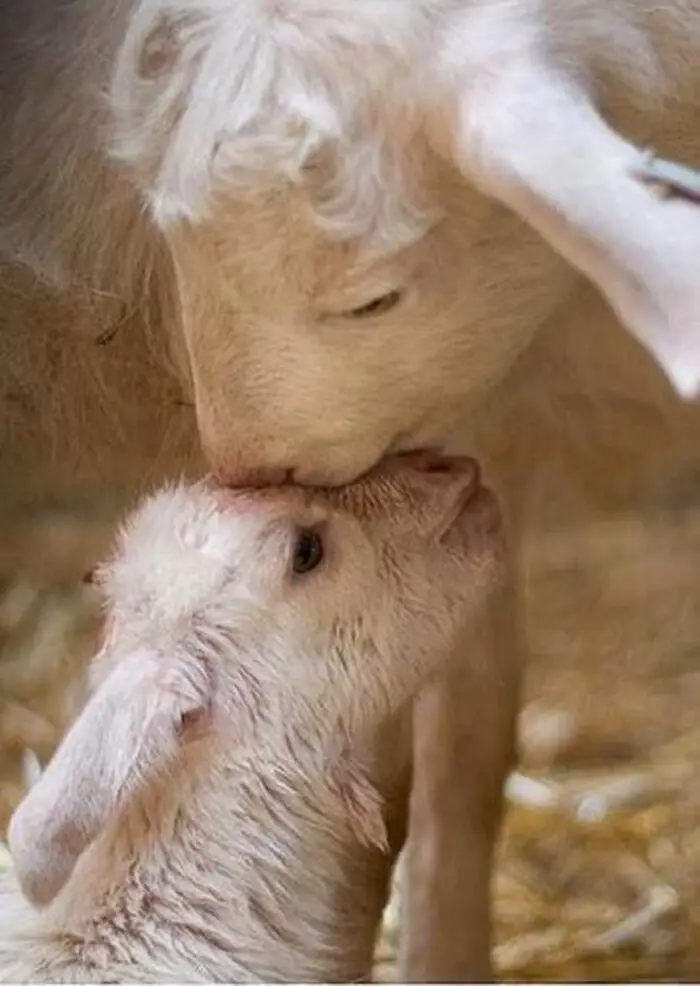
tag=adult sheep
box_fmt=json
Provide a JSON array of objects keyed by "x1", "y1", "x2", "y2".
[{"x1": 3, "y1": 0, "x2": 700, "y2": 980}]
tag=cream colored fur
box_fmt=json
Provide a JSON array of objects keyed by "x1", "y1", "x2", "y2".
[
  {"x1": 0, "y1": 457, "x2": 502, "y2": 983},
  {"x1": 3, "y1": 0, "x2": 700, "y2": 979}
]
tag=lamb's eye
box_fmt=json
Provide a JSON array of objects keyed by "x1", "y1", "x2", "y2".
[
  {"x1": 292, "y1": 529, "x2": 324, "y2": 575},
  {"x1": 346, "y1": 290, "x2": 402, "y2": 319}
]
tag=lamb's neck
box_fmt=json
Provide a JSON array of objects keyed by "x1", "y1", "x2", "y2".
[
  {"x1": 176, "y1": 757, "x2": 398, "y2": 980},
  {"x1": 64, "y1": 722, "x2": 410, "y2": 982}
]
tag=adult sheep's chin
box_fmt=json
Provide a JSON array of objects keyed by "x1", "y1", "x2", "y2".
[
  {"x1": 211, "y1": 461, "x2": 294, "y2": 489},
  {"x1": 203, "y1": 438, "x2": 397, "y2": 489},
  {"x1": 196, "y1": 396, "x2": 465, "y2": 489}
]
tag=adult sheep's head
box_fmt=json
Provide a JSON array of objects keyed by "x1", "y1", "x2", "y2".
[{"x1": 110, "y1": 0, "x2": 570, "y2": 485}]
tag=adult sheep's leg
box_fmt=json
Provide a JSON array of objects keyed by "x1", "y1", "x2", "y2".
[{"x1": 399, "y1": 545, "x2": 521, "y2": 982}]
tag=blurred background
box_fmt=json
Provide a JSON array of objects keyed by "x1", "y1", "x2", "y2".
[{"x1": 3, "y1": 463, "x2": 700, "y2": 981}]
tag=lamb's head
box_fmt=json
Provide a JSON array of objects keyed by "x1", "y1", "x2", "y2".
[
  {"x1": 109, "y1": 0, "x2": 571, "y2": 486},
  {"x1": 8, "y1": 452, "x2": 503, "y2": 910},
  {"x1": 102, "y1": 450, "x2": 503, "y2": 725}
]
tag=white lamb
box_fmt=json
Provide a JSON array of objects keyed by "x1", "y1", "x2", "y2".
[{"x1": 0, "y1": 451, "x2": 502, "y2": 983}]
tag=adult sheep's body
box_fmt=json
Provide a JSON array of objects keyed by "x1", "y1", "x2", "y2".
[{"x1": 3, "y1": 0, "x2": 700, "y2": 980}]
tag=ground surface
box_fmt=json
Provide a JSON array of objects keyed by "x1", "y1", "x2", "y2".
[{"x1": 3, "y1": 476, "x2": 700, "y2": 981}]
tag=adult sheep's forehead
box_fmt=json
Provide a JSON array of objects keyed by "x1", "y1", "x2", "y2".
[{"x1": 111, "y1": 0, "x2": 437, "y2": 243}]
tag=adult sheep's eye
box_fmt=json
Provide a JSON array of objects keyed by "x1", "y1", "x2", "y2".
[
  {"x1": 346, "y1": 290, "x2": 402, "y2": 319},
  {"x1": 292, "y1": 529, "x2": 324, "y2": 575}
]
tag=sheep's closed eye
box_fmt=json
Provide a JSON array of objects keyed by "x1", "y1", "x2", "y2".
[
  {"x1": 344, "y1": 290, "x2": 403, "y2": 319},
  {"x1": 292, "y1": 529, "x2": 324, "y2": 575}
]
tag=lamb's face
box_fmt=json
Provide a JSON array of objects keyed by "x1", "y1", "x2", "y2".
[
  {"x1": 6, "y1": 455, "x2": 504, "y2": 909},
  {"x1": 96, "y1": 452, "x2": 502, "y2": 739}
]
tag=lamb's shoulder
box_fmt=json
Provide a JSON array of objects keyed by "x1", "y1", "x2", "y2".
[{"x1": 0, "y1": 861, "x2": 233, "y2": 983}]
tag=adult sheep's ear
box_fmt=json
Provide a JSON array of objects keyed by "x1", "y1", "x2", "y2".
[
  {"x1": 7, "y1": 648, "x2": 213, "y2": 909},
  {"x1": 427, "y1": 26, "x2": 700, "y2": 399}
]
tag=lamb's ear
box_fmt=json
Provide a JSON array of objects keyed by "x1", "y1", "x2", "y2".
[
  {"x1": 428, "y1": 46, "x2": 700, "y2": 398},
  {"x1": 7, "y1": 648, "x2": 213, "y2": 908}
]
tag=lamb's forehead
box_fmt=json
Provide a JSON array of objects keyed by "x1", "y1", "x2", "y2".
[
  {"x1": 103, "y1": 473, "x2": 426, "y2": 613},
  {"x1": 105, "y1": 485, "x2": 269, "y2": 608},
  {"x1": 128, "y1": 484, "x2": 258, "y2": 555},
  {"x1": 324, "y1": 471, "x2": 428, "y2": 525}
]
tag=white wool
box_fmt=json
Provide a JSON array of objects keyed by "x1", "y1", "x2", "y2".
[
  {"x1": 0, "y1": 461, "x2": 501, "y2": 982},
  {"x1": 110, "y1": 0, "x2": 437, "y2": 247}
]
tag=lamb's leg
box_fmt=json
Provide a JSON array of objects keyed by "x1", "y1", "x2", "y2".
[{"x1": 398, "y1": 557, "x2": 520, "y2": 982}]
